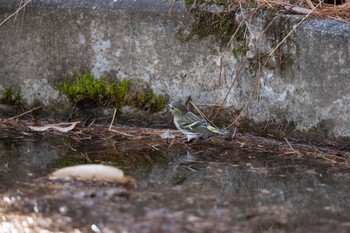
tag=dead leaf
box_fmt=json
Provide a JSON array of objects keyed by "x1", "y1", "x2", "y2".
[{"x1": 28, "y1": 121, "x2": 79, "y2": 133}]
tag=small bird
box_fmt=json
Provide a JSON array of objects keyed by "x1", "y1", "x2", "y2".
[{"x1": 168, "y1": 101, "x2": 226, "y2": 141}]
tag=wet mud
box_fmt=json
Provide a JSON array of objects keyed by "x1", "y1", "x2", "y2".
[{"x1": 0, "y1": 124, "x2": 349, "y2": 233}]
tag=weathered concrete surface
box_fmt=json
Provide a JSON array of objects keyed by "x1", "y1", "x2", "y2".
[
  {"x1": 244, "y1": 15, "x2": 350, "y2": 138},
  {"x1": 0, "y1": 0, "x2": 350, "y2": 140},
  {"x1": 0, "y1": 0, "x2": 235, "y2": 107}
]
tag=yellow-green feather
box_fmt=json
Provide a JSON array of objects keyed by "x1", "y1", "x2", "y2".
[{"x1": 207, "y1": 125, "x2": 223, "y2": 135}]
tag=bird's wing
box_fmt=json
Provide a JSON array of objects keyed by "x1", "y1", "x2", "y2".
[
  {"x1": 182, "y1": 112, "x2": 225, "y2": 136},
  {"x1": 178, "y1": 112, "x2": 208, "y2": 130}
]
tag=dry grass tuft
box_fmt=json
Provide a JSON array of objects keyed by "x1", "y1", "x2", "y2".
[
  {"x1": 181, "y1": 0, "x2": 350, "y2": 22},
  {"x1": 258, "y1": 0, "x2": 350, "y2": 22}
]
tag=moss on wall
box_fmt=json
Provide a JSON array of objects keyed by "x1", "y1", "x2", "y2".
[
  {"x1": 59, "y1": 73, "x2": 130, "y2": 109},
  {"x1": 129, "y1": 91, "x2": 169, "y2": 113},
  {"x1": 177, "y1": 8, "x2": 243, "y2": 46},
  {"x1": 58, "y1": 73, "x2": 169, "y2": 113},
  {"x1": 261, "y1": 11, "x2": 298, "y2": 73},
  {"x1": 0, "y1": 86, "x2": 22, "y2": 106}
]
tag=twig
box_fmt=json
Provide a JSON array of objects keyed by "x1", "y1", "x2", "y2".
[
  {"x1": 151, "y1": 144, "x2": 160, "y2": 150},
  {"x1": 189, "y1": 100, "x2": 218, "y2": 127},
  {"x1": 7, "y1": 106, "x2": 41, "y2": 120},
  {"x1": 284, "y1": 137, "x2": 301, "y2": 156},
  {"x1": 255, "y1": 2, "x2": 321, "y2": 100},
  {"x1": 0, "y1": 0, "x2": 32, "y2": 27},
  {"x1": 87, "y1": 118, "x2": 96, "y2": 127},
  {"x1": 109, "y1": 129, "x2": 135, "y2": 138},
  {"x1": 314, "y1": 154, "x2": 337, "y2": 163},
  {"x1": 225, "y1": 87, "x2": 255, "y2": 130},
  {"x1": 81, "y1": 152, "x2": 92, "y2": 163},
  {"x1": 196, "y1": 103, "x2": 231, "y2": 107},
  {"x1": 218, "y1": 57, "x2": 223, "y2": 86},
  {"x1": 231, "y1": 126, "x2": 237, "y2": 139},
  {"x1": 109, "y1": 108, "x2": 117, "y2": 131},
  {"x1": 268, "y1": 1, "x2": 324, "y2": 57},
  {"x1": 167, "y1": 138, "x2": 176, "y2": 149},
  {"x1": 63, "y1": 141, "x2": 77, "y2": 152},
  {"x1": 212, "y1": 6, "x2": 263, "y2": 120}
]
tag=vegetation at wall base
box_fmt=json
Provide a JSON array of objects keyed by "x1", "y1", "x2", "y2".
[{"x1": 59, "y1": 73, "x2": 169, "y2": 113}]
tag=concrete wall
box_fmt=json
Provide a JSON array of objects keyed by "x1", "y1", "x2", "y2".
[
  {"x1": 1, "y1": 0, "x2": 350, "y2": 140},
  {"x1": 246, "y1": 16, "x2": 350, "y2": 138}
]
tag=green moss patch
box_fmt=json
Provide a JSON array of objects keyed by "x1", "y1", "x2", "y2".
[
  {"x1": 176, "y1": 1, "x2": 252, "y2": 62},
  {"x1": 130, "y1": 91, "x2": 169, "y2": 113},
  {"x1": 59, "y1": 73, "x2": 169, "y2": 113},
  {"x1": 0, "y1": 86, "x2": 22, "y2": 106},
  {"x1": 59, "y1": 73, "x2": 129, "y2": 108},
  {"x1": 178, "y1": 9, "x2": 240, "y2": 45}
]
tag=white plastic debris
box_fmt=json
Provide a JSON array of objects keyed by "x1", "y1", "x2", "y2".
[{"x1": 49, "y1": 164, "x2": 134, "y2": 184}]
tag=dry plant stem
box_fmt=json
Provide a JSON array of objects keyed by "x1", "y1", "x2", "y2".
[
  {"x1": 217, "y1": 59, "x2": 248, "y2": 113},
  {"x1": 167, "y1": 0, "x2": 176, "y2": 13},
  {"x1": 218, "y1": 8, "x2": 282, "y2": 110},
  {"x1": 211, "y1": 7, "x2": 254, "y2": 119},
  {"x1": 317, "y1": 3, "x2": 350, "y2": 22},
  {"x1": 305, "y1": 0, "x2": 315, "y2": 10},
  {"x1": 196, "y1": 103, "x2": 231, "y2": 107},
  {"x1": 213, "y1": 7, "x2": 265, "y2": 120},
  {"x1": 87, "y1": 118, "x2": 96, "y2": 127},
  {"x1": 81, "y1": 152, "x2": 92, "y2": 162},
  {"x1": 225, "y1": 87, "x2": 256, "y2": 130},
  {"x1": 12, "y1": 0, "x2": 23, "y2": 27},
  {"x1": 213, "y1": 10, "x2": 253, "y2": 114},
  {"x1": 257, "y1": 61, "x2": 262, "y2": 102},
  {"x1": 328, "y1": 16, "x2": 350, "y2": 24},
  {"x1": 7, "y1": 106, "x2": 41, "y2": 120},
  {"x1": 63, "y1": 141, "x2": 77, "y2": 152},
  {"x1": 218, "y1": 57, "x2": 223, "y2": 86},
  {"x1": 256, "y1": 1, "x2": 323, "y2": 98},
  {"x1": 0, "y1": 0, "x2": 32, "y2": 27},
  {"x1": 167, "y1": 138, "x2": 176, "y2": 149},
  {"x1": 109, "y1": 129, "x2": 135, "y2": 138},
  {"x1": 189, "y1": 100, "x2": 218, "y2": 127},
  {"x1": 252, "y1": 13, "x2": 285, "y2": 100},
  {"x1": 109, "y1": 108, "x2": 117, "y2": 131},
  {"x1": 284, "y1": 137, "x2": 301, "y2": 156},
  {"x1": 231, "y1": 126, "x2": 237, "y2": 138},
  {"x1": 268, "y1": 1, "x2": 324, "y2": 57},
  {"x1": 18, "y1": 0, "x2": 27, "y2": 32},
  {"x1": 315, "y1": 154, "x2": 337, "y2": 163}
]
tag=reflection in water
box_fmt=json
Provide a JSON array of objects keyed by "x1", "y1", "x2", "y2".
[
  {"x1": 0, "y1": 139, "x2": 67, "y2": 193},
  {"x1": 0, "y1": 138, "x2": 349, "y2": 233}
]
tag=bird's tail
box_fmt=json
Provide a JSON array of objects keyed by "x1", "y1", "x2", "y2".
[{"x1": 207, "y1": 125, "x2": 229, "y2": 137}]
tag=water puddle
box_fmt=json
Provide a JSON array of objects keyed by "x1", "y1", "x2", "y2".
[{"x1": 0, "y1": 126, "x2": 349, "y2": 233}]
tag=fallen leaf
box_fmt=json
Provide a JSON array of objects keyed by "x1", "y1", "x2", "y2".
[{"x1": 28, "y1": 121, "x2": 79, "y2": 132}]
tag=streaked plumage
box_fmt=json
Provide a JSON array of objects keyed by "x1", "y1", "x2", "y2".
[{"x1": 168, "y1": 101, "x2": 226, "y2": 141}]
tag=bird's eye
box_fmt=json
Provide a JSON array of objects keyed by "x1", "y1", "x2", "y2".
[{"x1": 170, "y1": 107, "x2": 174, "y2": 110}]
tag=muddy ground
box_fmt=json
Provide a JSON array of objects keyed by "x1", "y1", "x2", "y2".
[{"x1": 0, "y1": 119, "x2": 349, "y2": 233}]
